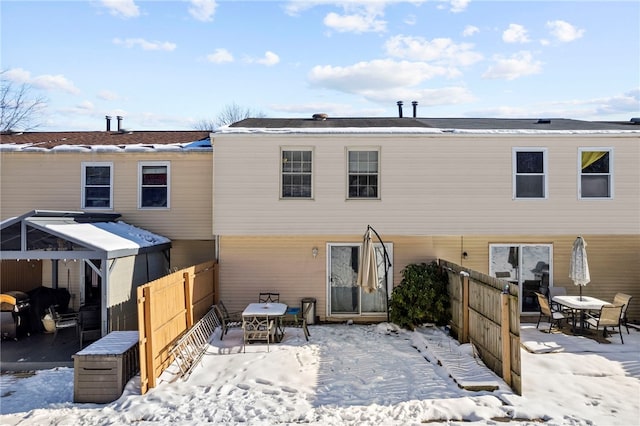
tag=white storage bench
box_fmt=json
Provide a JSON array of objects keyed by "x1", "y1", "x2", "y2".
[{"x1": 73, "y1": 331, "x2": 139, "y2": 403}]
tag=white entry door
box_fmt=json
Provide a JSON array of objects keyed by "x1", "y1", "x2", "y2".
[{"x1": 327, "y1": 243, "x2": 392, "y2": 316}]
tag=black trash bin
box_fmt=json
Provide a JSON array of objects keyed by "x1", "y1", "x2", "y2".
[{"x1": 301, "y1": 297, "x2": 316, "y2": 325}]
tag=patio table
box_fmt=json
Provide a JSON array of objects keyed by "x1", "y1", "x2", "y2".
[
  {"x1": 552, "y1": 295, "x2": 611, "y2": 334},
  {"x1": 242, "y1": 302, "x2": 288, "y2": 343}
]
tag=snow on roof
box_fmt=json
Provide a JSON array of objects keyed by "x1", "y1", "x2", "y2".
[
  {"x1": 0, "y1": 141, "x2": 212, "y2": 153},
  {"x1": 43, "y1": 221, "x2": 170, "y2": 252},
  {"x1": 216, "y1": 126, "x2": 640, "y2": 135}
]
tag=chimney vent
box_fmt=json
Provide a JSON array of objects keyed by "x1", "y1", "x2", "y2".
[
  {"x1": 412, "y1": 101, "x2": 418, "y2": 118},
  {"x1": 105, "y1": 116, "x2": 112, "y2": 132},
  {"x1": 117, "y1": 116, "x2": 123, "y2": 132},
  {"x1": 397, "y1": 101, "x2": 404, "y2": 118}
]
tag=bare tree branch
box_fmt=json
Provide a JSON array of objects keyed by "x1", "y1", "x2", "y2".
[
  {"x1": 192, "y1": 119, "x2": 218, "y2": 131},
  {"x1": 1, "y1": 73, "x2": 47, "y2": 132},
  {"x1": 193, "y1": 102, "x2": 266, "y2": 130}
]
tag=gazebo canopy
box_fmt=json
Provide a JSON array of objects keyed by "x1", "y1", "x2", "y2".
[{"x1": 1, "y1": 210, "x2": 171, "y2": 261}]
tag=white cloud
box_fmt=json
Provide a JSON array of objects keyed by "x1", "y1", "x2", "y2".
[
  {"x1": 97, "y1": 90, "x2": 121, "y2": 101},
  {"x1": 473, "y1": 89, "x2": 640, "y2": 120},
  {"x1": 308, "y1": 59, "x2": 451, "y2": 93},
  {"x1": 101, "y1": 0, "x2": 140, "y2": 18},
  {"x1": 384, "y1": 35, "x2": 483, "y2": 67},
  {"x1": 547, "y1": 20, "x2": 585, "y2": 42},
  {"x1": 246, "y1": 51, "x2": 280, "y2": 67},
  {"x1": 189, "y1": 0, "x2": 217, "y2": 22},
  {"x1": 558, "y1": 88, "x2": 640, "y2": 116},
  {"x1": 269, "y1": 101, "x2": 366, "y2": 117},
  {"x1": 323, "y1": 11, "x2": 386, "y2": 33},
  {"x1": 364, "y1": 86, "x2": 475, "y2": 105},
  {"x1": 306, "y1": 56, "x2": 476, "y2": 106},
  {"x1": 2, "y1": 67, "x2": 31, "y2": 83},
  {"x1": 449, "y1": 0, "x2": 470, "y2": 13},
  {"x1": 482, "y1": 51, "x2": 542, "y2": 80},
  {"x1": 462, "y1": 25, "x2": 479, "y2": 37},
  {"x1": 77, "y1": 100, "x2": 95, "y2": 111},
  {"x1": 285, "y1": 1, "x2": 390, "y2": 33},
  {"x1": 3, "y1": 68, "x2": 80, "y2": 94},
  {"x1": 207, "y1": 48, "x2": 234, "y2": 63},
  {"x1": 113, "y1": 38, "x2": 177, "y2": 51},
  {"x1": 404, "y1": 14, "x2": 417, "y2": 26},
  {"x1": 502, "y1": 24, "x2": 530, "y2": 43}
]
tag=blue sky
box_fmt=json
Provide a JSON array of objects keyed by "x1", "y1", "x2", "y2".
[{"x1": 2, "y1": 0, "x2": 639, "y2": 131}]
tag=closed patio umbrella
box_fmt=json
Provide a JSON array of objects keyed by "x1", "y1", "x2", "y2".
[
  {"x1": 569, "y1": 236, "x2": 590, "y2": 300},
  {"x1": 357, "y1": 228, "x2": 379, "y2": 294}
]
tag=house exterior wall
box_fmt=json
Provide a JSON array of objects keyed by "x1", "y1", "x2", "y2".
[
  {"x1": 214, "y1": 132, "x2": 639, "y2": 323},
  {"x1": 213, "y1": 133, "x2": 639, "y2": 235},
  {"x1": 218, "y1": 235, "x2": 640, "y2": 322},
  {"x1": 0, "y1": 150, "x2": 214, "y2": 267}
]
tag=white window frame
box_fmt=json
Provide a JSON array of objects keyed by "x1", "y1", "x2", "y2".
[
  {"x1": 326, "y1": 242, "x2": 393, "y2": 317},
  {"x1": 280, "y1": 147, "x2": 314, "y2": 199},
  {"x1": 138, "y1": 161, "x2": 170, "y2": 209},
  {"x1": 578, "y1": 147, "x2": 614, "y2": 200},
  {"x1": 81, "y1": 162, "x2": 113, "y2": 209},
  {"x1": 512, "y1": 148, "x2": 548, "y2": 199},
  {"x1": 346, "y1": 147, "x2": 381, "y2": 200},
  {"x1": 489, "y1": 243, "x2": 553, "y2": 314}
]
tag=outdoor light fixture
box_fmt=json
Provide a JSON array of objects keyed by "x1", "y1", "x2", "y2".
[
  {"x1": 312, "y1": 247, "x2": 319, "y2": 258},
  {"x1": 462, "y1": 251, "x2": 468, "y2": 259}
]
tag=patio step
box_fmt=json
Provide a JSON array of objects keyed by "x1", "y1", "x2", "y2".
[{"x1": 412, "y1": 328, "x2": 502, "y2": 392}]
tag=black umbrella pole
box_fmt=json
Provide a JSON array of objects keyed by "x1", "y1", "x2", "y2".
[{"x1": 368, "y1": 225, "x2": 392, "y2": 322}]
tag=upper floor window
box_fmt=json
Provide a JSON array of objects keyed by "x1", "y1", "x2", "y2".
[
  {"x1": 139, "y1": 162, "x2": 170, "y2": 208},
  {"x1": 348, "y1": 149, "x2": 379, "y2": 199},
  {"x1": 82, "y1": 162, "x2": 113, "y2": 209},
  {"x1": 579, "y1": 148, "x2": 613, "y2": 199},
  {"x1": 281, "y1": 149, "x2": 312, "y2": 198},
  {"x1": 513, "y1": 149, "x2": 547, "y2": 199}
]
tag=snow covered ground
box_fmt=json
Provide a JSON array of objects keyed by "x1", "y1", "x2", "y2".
[{"x1": 1, "y1": 322, "x2": 639, "y2": 425}]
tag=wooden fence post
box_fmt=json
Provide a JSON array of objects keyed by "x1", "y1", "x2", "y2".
[
  {"x1": 184, "y1": 271, "x2": 194, "y2": 328},
  {"x1": 461, "y1": 271, "x2": 469, "y2": 343},
  {"x1": 501, "y1": 292, "x2": 512, "y2": 386}
]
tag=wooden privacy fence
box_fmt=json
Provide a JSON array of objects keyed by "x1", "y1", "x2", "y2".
[
  {"x1": 137, "y1": 260, "x2": 218, "y2": 394},
  {"x1": 439, "y1": 259, "x2": 521, "y2": 395}
]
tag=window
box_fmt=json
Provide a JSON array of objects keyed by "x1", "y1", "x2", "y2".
[
  {"x1": 281, "y1": 149, "x2": 312, "y2": 198},
  {"x1": 139, "y1": 162, "x2": 170, "y2": 208},
  {"x1": 513, "y1": 149, "x2": 547, "y2": 199},
  {"x1": 348, "y1": 150, "x2": 379, "y2": 198},
  {"x1": 82, "y1": 162, "x2": 113, "y2": 209},
  {"x1": 579, "y1": 148, "x2": 612, "y2": 199}
]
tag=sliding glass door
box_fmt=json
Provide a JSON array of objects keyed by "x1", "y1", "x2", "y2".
[
  {"x1": 490, "y1": 244, "x2": 552, "y2": 314},
  {"x1": 328, "y1": 243, "x2": 392, "y2": 316}
]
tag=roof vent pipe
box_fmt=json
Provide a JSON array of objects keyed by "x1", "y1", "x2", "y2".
[
  {"x1": 105, "y1": 115, "x2": 112, "y2": 131},
  {"x1": 397, "y1": 101, "x2": 403, "y2": 118},
  {"x1": 412, "y1": 101, "x2": 418, "y2": 118},
  {"x1": 117, "y1": 116, "x2": 123, "y2": 132}
]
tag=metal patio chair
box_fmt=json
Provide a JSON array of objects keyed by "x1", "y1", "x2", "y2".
[
  {"x1": 535, "y1": 292, "x2": 566, "y2": 333},
  {"x1": 585, "y1": 304, "x2": 624, "y2": 344}
]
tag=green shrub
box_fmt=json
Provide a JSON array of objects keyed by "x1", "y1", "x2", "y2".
[{"x1": 389, "y1": 261, "x2": 450, "y2": 330}]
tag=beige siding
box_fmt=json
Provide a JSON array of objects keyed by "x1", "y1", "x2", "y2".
[
  {"x1": 169, "y1": 239, "x2": 216, "y2": 270},
  {"x1": 213, "y1": 133, "x2": 640, "y2": 236},
  {"x1": 219, "y1": 234, "x2": 640, "y2": 323},
  {"x1": 0, "y1": 151, "x2": 213, "y2": 241}
]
